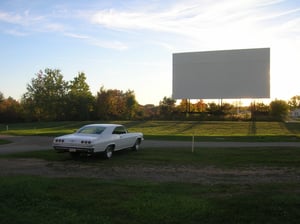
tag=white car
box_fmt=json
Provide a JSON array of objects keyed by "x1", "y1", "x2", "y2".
[{"x1": 53, "y1": 124, "x2": 143, "y2": 159}]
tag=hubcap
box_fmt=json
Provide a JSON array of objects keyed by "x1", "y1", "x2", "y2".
[{"x1": 106, "y1": 148, "x2": 112, "y2": 158}]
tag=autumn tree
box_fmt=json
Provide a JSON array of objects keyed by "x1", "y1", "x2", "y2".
[
  {"x1": 0, "y1": 95, "x2": 23, "y2": 123},
  {"x1": 177, "y1": 99, "x2": 193, "y2": 113},
  {"x1": 194, "y1": 100, "x2": 207, "y2": 112},
  {"x1": 96, "y1": 87, "x2": 138, "y2": 120},
  {"x1": 177, "y1": 99, "x2": 186, "y2": 112}
]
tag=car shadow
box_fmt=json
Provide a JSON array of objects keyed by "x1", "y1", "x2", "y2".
[{"x1": 67, "y1": 147, "x2": 137, "y2": 162}]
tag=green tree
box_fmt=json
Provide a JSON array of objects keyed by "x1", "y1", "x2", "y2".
[
  {"x1": 269, "y1": 99, "x2": 289, "y2": 121},
  {"x1": 22, "y1": 69, "x2": 69, "y2": 121},
  {"x1": 207, "y1": 102, "x2": 222, "y2": 115},
  {"x1": 95, "y1": 86, "x2": 111, "y2": 120},
  {"x1": 250, "y1": 102, "x2": 270, "y2": 120},
  {"x1": 159, "y1": 96, "x2": 177, "y2": 119},
  {"x1": 0, "y1": 92, "x2": 4, "y2": 102},
  {"x1": 206, "y1": 102, "x2": 233, "y2": 116},
  {"x1": 288, "y1": 95, "x2": 300, "y2": 110},
  {"x1": 221, "y1": 103, "x2": 234, "y2": 115},
  {"x1": 123, "y1": 90, "x2": 138, "y2": 119},
  {"x1": 67, "y1": 72, "x2": 94, "y2": 120}
]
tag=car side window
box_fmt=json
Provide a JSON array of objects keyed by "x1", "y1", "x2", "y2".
[{"x1": 112, "y1": 126, "x2": 127, "y2": 134}]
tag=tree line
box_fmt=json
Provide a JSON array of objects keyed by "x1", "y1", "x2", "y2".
[{"x1": 1, "y1": 68, "x2": 299, "y2": 123}]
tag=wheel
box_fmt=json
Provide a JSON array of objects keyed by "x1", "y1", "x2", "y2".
[
  {"x1": 103, "y1": 145, "x2": 114, "y2": 159},
  {"x1": 132, "y1": 139, "x2": 141, "y2": 151}
]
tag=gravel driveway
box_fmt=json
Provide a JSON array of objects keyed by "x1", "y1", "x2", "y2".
[{"x1": 1, "y1": 135, "x2": 300, "y2": 155}]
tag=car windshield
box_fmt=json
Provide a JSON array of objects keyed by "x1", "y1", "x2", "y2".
[{"x1": 77, "y1": 126, "x2": 106, "y2": 135}]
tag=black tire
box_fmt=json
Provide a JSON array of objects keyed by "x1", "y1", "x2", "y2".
[
  {"x1": 132, "y1": 139, "x2": 141, "y2": 151},
  {"x1": 103, "y1": 145, "x2": 114, "y2": 159}
]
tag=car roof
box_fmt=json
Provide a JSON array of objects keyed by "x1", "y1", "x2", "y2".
[{"x1": 83, "y1": 124, "x2": 122, "y2": 127}]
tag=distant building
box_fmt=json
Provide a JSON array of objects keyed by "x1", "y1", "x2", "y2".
[{"x1": 290, "y1": 109, "x2": 300, "y2": 118}]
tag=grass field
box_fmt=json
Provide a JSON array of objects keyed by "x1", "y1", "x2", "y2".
[
  {"x1": 1, "y1": 121, "x2": 300, "y2": 223},
  {"x1": 1, "y1": 176, "x2": 300, "y2": 224},
  {"x1": 1, "y1": 120, "x2": 300, "y2": 141}
]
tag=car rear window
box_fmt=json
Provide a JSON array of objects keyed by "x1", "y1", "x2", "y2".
[{"x1": 77, "y1": 126, "x2": 106, "y2": 134}]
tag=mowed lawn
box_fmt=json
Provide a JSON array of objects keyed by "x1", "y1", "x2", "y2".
[
  {"x1": 1, "y1": 120, "x2": 300, "y2": 141},
  {"x1": 1, "y1": 121, "x2": 300, "y2": 223}
]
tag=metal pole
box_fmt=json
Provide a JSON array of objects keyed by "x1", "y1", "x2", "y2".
[{"x1": 192, "y1": 135, "x2": 194, "y2": 153}]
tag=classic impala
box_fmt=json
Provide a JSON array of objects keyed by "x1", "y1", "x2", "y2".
[{"x1": 53, "y1": 124, "x2": 143, "y2": 159}]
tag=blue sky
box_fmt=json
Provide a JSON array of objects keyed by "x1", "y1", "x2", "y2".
[{"x1": 0, "y1": 0, "x2": 300, "y2": 105}]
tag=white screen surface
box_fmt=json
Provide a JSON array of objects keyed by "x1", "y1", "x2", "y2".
[{"x1": 172, "y1": 48, "x2": 270, "y2": 99}]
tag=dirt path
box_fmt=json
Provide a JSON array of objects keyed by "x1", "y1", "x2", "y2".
[
  {"x1": 1, "y1": 158, "x2": 300, "y2": 184},
  {"x1": 0, "y1": 135, "x2": 53, "y2": 154}
]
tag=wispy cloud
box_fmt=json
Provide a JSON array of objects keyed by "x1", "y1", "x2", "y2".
[
  {"x1": 90, "y1": 7, "x2": 192, "y2": 34},
  {"x1": 0, "y1": 11, "x2": 21, "y2": 24},
  {"x1": 0, "y1": 10, "x2": 44, "y2": 26},
  {"x1": 88, "y1": 38, "x2": 128, "y2": 50},
  {"x1": 254, "y1": 7, "x2": 300, "y2": 21},
  {"x1": 0, "y1": 10, "x2": 59, "y2": 36},
  {"x1": 4, "y1": 29, "x2": 28, "y2": 36},
  {"x1": 88, "y1": 0, "x2": 300, "y2": 49},
  {"x1": 63, "y1": 31, "x2": 128, "y2": 50},
  {"x1": 1, "y1": 0, "x2": 299, "y2": 51},
  {"x1": 0, "y1": 8, "x2": 127, "y2": 50},
  {"x1": 63, "y1": 32, "x2": 89, "y2": 39}
]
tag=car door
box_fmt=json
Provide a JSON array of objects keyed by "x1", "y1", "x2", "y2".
[{"x1": 112, "y1": 126, "x2": 130, "y2": 150}]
